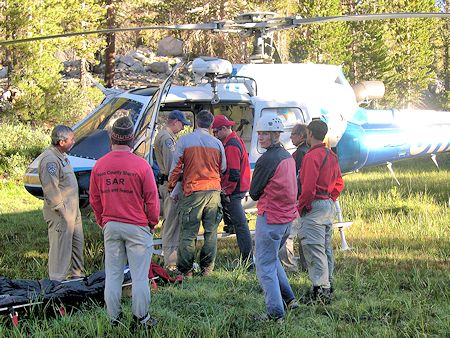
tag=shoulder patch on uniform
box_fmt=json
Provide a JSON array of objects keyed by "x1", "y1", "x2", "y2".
[
  {"x1": 165, "y1": 138, "x2": 175, "y2": 151},
  {"x1": 47, "y1": 162, "x2": 58, "y2": 176}
]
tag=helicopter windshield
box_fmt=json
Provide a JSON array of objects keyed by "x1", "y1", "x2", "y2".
[
  {"x1": 73, "y1": 97, "x2": 144, "y2": 140},
  {"x1": 68, "y1": 97, "x2": 145, "y2": 160}
]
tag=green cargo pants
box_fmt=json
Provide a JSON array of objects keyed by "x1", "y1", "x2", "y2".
[{"x1": 176, "y1": 190, "x2": 222, "y2": 274}]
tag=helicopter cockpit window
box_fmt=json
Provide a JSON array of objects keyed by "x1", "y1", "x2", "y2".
[
  {"x1": 74, "y1": 98, "x2": 143, "y2": 140},
  {"x1": 213, "y1": 104, "x2": 254, "y2": 152},
  {"x1": 98, "y1": 99, "x2": 143, "y2": 132},
  {"x1": 156, "y1": 110, "x2": 194, "y2": 139},
  {"x1": 259, "y1": 107, "x2": 305, "y2": 152}
]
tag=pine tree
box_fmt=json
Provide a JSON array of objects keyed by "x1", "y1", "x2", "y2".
[
  {"x1": 283, "y1": 0, "x2": 350, "y2": 70},
  {"x1": 433, "y1": 0, "x2": 449, "y2": 109},
  {"x1": 379, "y1": 0, "x2": 438, "y2": 108},
  {"x1": 2, "y1": 0, "x2": 65, "y2": 122},
  {"x1": 0, "y1": 0, "x2": 105, "y2": 123},
  {"x1": 339, "y1": 0, "x2": 394, "y2": 108}
]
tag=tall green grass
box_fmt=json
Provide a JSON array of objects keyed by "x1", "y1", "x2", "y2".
[{"x1": 0, "y1": 154, "x2": 448, "y2": 337}]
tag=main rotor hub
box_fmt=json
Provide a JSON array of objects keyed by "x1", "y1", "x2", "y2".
[{"x1": 235, "y1": 12, "x2": 277, "y2": 24}]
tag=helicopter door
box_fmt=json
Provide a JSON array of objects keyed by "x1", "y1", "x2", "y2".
[{"x1": 132, "y1": 62, "x2": 184, "y2": 164}]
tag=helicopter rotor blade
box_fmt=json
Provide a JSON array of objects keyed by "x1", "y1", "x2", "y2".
[
  {"x1": 0, "y1": 23, "x2": 223, "y2": 46},
  {"x1": 292, "y1": 12, "x2": 450, "y2": 26},
  {"x1": 1, "y1": 12, "x2": 448, "y2": 47}
]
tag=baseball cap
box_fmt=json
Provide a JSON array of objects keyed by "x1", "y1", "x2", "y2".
[
  {"x1": 212, "y1": 115, "x2": 236, "y2": 129},
  {"x1": 168, "y1": 110, "x2": 191, "y2": 126}
]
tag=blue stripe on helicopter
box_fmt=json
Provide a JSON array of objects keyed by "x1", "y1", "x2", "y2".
[{"x1": 74, "y1": 167, "x2": 93, "y2": 172}]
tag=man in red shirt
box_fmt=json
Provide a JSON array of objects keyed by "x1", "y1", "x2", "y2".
[
  {"x1": 90, "y1": 116, "x2": 160, "y2": 328},
  {"x1": 212, "y1": 115, "x2": 252, "y2": 264},
  {"x1": 298, "y1": 120, "x2": 344, "y2": 304}
]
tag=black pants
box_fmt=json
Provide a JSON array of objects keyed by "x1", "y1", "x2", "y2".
[{"x1": 222, "y1": 192, "x2": 253, "y2": 261}]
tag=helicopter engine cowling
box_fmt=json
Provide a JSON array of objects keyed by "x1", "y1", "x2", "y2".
[{"x1": 352, "y1": 81, "x2": 385, "y2": 104}]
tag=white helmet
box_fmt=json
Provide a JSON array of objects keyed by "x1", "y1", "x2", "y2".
[{"x1": 256, "y1": 114, "x2": 284, "y2": 132}]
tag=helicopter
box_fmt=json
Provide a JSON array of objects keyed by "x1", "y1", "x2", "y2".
[{"x1": 15, "y1": 11, "x2": 450, "y2": 210}]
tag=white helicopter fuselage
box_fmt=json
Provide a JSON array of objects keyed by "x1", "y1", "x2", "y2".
[{"x1": 23, "y1": 59, "x2": 450, "y2": 208}]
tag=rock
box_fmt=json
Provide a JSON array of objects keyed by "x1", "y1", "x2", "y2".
[
  {"x1": 121, "y1": 55, "x2": 136, "y2": 67},
  {"x1": 148, "y1": 61, "x2": 171, "y2": 73},
  {"x1": 138, "y1": 47, "x2": 156, "y2": 59},
  {"x1": 93, "y1": 63, "x2": 106, "y2": 74},
  {"x1": 62, "y1": 60, "x2": 81, "y2": 77},
  {"x1": 0, "y1": 67, "x2": 8, "y2": 79},
  {"x1": 130, "y1": 51, "x2": 147, "y2": 62},
  {"x1": 157, "y1": 36, "x2": 184, "y2": 57},
  {"x1": 54, "y1": 50, "x2": 76, "y2": 62},
  {"x1": 116, "y1": 62, "x2": 128, "y2": 71},
  {"x1": 129, "y1": 62, "x2": 146, "y2": 73}
]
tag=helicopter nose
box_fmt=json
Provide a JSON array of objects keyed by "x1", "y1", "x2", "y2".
[{"x1": 24, "y1": 167, "x2": 43, "y2": 199}]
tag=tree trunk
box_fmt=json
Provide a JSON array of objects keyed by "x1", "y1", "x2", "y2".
[
  {"x1": 134, "y1": 30, "x2": 143, "y2": 48},
  {"x1": 104, "y1": 0, "x2": 116, "y2": 88},
  {"x1": 80, "y1": 58, "x2": 87, "y2": 89}
]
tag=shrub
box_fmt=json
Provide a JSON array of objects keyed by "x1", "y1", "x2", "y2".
[
  {"x1": 45, "y1": 81, "x2": 104, "y2": 126},
  {"x1": 12, "y1": 80, "x2": 104, "y2": 126},
  {"x1": 0, "y1": 123, "x2": 50, "y2": 181}
]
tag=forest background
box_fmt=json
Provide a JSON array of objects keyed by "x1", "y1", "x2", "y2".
[{"x1": 0, "y1": 0, "x2": 449, "y2": 180}]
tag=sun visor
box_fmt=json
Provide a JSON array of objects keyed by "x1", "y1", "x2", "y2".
[{"x1": 69, "y1": 129, "x2": 111, "y2": 160}]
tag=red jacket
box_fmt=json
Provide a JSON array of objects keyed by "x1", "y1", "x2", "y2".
[
  {"x1": 298, "y1": 143, "x2": 344, "y2": 215},
  {"x1": 89, "y1": 151, "x2": 160, "y2": 228},
  {"x1": 249, "y1": 143, "x2": 299, "y2": 224},
  {"x1": 221, "y1": 131, "x2": 251, "y2": 195}
]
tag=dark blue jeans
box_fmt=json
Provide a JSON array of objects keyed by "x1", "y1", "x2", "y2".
[{"x1": 222, "y1": 192, "x2": 253, "y2": 261}]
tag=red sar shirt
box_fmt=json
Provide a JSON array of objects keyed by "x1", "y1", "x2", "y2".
[{"x1": 297, "y1": 143, "x2": 344, "y2": 215}]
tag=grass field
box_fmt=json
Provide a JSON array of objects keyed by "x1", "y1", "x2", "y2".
[{"x1": 0, "y1": 154, "x2": 449, "y2": 337}]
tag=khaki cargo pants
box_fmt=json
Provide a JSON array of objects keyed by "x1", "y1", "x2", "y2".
[
  {"x1": 159, "y1": 182, "x2": 180, "y2": 268},
  {"x1": 299, "y1": 199, "x2": 335, "y2": 288},
  {"x1": 44, "y1": 201, "x2": 84, "y2": 281},
  {"x1": 177, "y1": 190, "x2": 222, "y2": 274}
]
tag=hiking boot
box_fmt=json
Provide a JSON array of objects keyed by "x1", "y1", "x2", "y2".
[
  {"x1": 223, "y1": 225, "x2": 235, "y2": 234},
  {"x1": 133, "y1": 313, "x2": 158, "y2": 330},
  {"x1": 110, "y1": 312, "x2": 123, "y2": 327},
  {"x1": 301, "y1": 286, "x2": 332, "y2": 305},
  {"x1": 285, "y1": 298, "x2": 300, "y2": 310},
  {"x1": 253, "y1": 313, "x2": 284, "y2": 324},
  {"x1": 175, "y1": 269, "x2": 193, "y2": 279}
]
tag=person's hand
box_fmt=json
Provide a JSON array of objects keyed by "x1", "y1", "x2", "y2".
[{"x1": 220, "y1": 192, "x2": 230, "y2": 203}]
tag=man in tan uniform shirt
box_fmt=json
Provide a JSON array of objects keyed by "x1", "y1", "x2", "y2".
[
  {"x1": 38, "y1": 125, "x2": 84, "y2": 281},
  {"x1": 154, "y1": 110, "x2": 191, "y2": 269}
]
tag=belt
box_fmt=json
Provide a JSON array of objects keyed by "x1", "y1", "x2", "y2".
[{"x1": 316, "y1": 190, "x2": 331, "y2": 197}]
